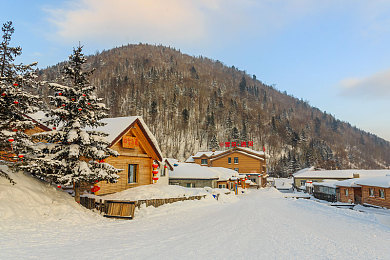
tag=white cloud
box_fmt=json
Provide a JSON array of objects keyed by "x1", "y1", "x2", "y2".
[
  {"x1": 45, "y1": 0, "x2": 242, "y2": 47},
  {"x1": 339, "y1": 68, "x2": 390, "y2": 98},
  {"x1": 44, "y1": 0, "x2": 331, "y2": 49}
]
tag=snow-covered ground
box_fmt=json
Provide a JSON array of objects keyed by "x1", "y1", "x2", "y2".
[{"x1": 1, "y1": 171, "x2": 390, "y2": 259}]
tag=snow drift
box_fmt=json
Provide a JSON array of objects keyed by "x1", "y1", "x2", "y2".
[{"x1": 0, "y1": 165, "x2": 98, "y2": 229}]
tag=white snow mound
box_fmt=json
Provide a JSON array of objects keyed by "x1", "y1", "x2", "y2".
[{"x1": 0, "y1": 165, "x2": 98, "y2": 228}]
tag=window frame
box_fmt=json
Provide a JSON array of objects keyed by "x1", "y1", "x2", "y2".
[
  {"x1": 379, "y1": 189, "x2": 385, "y2": 199},
  {"x1": 345, "y1": 188, "x2": 349, "y2": 196},
  {"x1": 369, "y1": 188, "x2": 375, "y2": 197},
  {"x1": 128, "y1": 164, "x2": 138, "y2": 184},
  {"x1": 201, "y1": 158, "x2": 208, "y2": 165},
  {"x1": 234, "y1": 157, "x2": 239, "y2": 164},
  {"x1": 228, "y1": 157, "x2": 232, "y2": 164}
]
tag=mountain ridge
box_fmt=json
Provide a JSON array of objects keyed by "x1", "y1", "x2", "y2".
[{"x1": 39, "y1": 43, "x2": 390, "y2": 176}]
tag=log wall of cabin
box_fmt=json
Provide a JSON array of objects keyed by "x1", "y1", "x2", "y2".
[
  {"x1": 338, "y1": 187, "x2": 356, "y2": 203},
  {"x1": 361, "y1": 186, "x2": 390, "y2": 209},
  {"x1": 210, "y1": 152, "x2": 265, "y2": 174}
]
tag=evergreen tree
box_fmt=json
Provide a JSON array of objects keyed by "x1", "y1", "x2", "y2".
[
  {"x1": 0, "y1": 21, "x2": 41, "y2": 184},
  {"x1": 231, "y1": 127, "x2": 240, "y2": 143},
  {"x1": 28, "y1": 46, "x2": 120, "y2": 202},
  {"x1": 208, "y1": 134, "x2": 219, "y2": 150},
  {"x1": 239, "y1": 75, "x2": 246, "y2": 93}
]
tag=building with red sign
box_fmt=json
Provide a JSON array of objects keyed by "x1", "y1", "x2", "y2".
[
  {"x1": 185, "y1": 147, "x2": 268, "y2": 187},
  {"x1": 88, "y1": 116, "x2": 167, "y2": 195}
]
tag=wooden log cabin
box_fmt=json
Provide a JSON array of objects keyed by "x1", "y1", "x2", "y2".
[
  {"x1": 89, "y1": 116, "x2": 164, "y2": 195},
  {"x1": 0, "y1": 114, "x2": 52, "y2": 161},
  {"x1": 185, "y1": 147, "x2": 267, "y2": 187},
  {"x1": 355, "y1": 175, "x2": 390, "y2": 209}
]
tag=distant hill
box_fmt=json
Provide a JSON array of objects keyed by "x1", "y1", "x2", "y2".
[{"x1": 39, "y1": 44, "x2": 390, "y2": 176}]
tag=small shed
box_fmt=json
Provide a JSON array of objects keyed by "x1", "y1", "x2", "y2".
[
  {"x1": 313, "y1": 180, "x2": 338, "y2": 202},
  {"x1": 169, "y1": 163, "x2": 238, "y2": 189}
]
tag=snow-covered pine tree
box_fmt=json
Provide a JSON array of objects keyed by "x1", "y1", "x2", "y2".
[
  {"x1": 0, "y1": 21, "x2": 41, "y2": 184},
  {"x1": 29, "y1": 46, "x2": 120, "y2": 202}
]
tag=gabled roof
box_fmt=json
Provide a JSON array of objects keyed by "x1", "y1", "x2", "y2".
[
  {"x1": 186, "y1": 147, "x2": 265, "y2": 162},
  {"x1": 89, "y1": 116, "x2": 163, "y2": 161}
]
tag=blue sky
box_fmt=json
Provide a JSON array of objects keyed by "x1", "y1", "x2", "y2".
[{"x1": 2, "y1": 0, "x2": 390, "y2": 141}]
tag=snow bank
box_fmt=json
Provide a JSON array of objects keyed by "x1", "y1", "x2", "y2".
[{"x1": 0, "y1": 165, "x2": 98, "y2": 229}]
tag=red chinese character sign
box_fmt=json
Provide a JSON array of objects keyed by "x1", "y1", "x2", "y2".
[
  {"x1": 122, "y1": 136, "x2": 138, "y2": 148},
  {"x1": 220, "y1": 141, "x2": 254, "y2": 148}
]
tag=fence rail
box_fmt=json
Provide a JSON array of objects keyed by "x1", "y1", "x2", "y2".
[{"x1": 80, "y1": 195, "x2": 207, "y2": 219}]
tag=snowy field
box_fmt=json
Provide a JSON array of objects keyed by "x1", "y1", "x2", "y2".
[{"x1": 1, "y1": 173, "x2": 390, "y2": 259}]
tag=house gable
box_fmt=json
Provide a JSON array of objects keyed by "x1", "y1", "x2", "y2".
[{"x1": 109, "y1": 118, "x2": 162, "y2": 161}]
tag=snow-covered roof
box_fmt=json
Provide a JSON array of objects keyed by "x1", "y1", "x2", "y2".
[
  {"x1": 334, "y1": 178, "x2": 362, "y2": 188},
  {"x1": 169, "y1": 163, "x2": 238, "y2": 180},
  {"x1": 87, "y1": 116, "x2": 162, "y2": 160},
  {"x1": 312, "y1": 180, "x2": 338, "y2": 188},
  {"x1": 355, "y1": 175, "x2": 390, "y2": 188},
  {"x1": 293, "y1": 168, "x2": 390, "y2": 179},
  {"x1": 186, "y1": 147, "x2": 265, "y2": 163}
]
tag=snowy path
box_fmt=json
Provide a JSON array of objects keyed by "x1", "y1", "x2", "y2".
[{"x1": 2, "y1": 189, "x2": 390, "y2": 259}]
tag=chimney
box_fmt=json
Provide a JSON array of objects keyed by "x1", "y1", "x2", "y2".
[{"x1": 353, "y1": 173, "x2": 359, "y2": 178}]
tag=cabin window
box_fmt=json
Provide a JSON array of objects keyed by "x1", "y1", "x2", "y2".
[
  {"x1": 218, "y1": 184, "x2": 226, "y2": 188},
  {"x1": 369, "y1": 188, "x2": 375, "y2": 197},
  {"x1": 228, "y1": 157, "x2": 231, "y2": 164},
  {"x1": 186, "y1": 183, "x2": 194, "y2": 188},
  {"x1": 300, "y1": 180, "x2": 306, "y2": 186},
  {"x1": 379, "y1": 189, "x2": 385, "y2": 199},
  {"x1": 201, "y1": 159, "x2": 208, "y2": 165},
  {"x1": 128, "y1": 164, "x2": 137, "y2": 183},
  {"x1": 345, "y1": 189, "x2": 349, "y2": 196},
  {"x1": 234, "y1": 157, "x2": 239, "y2": 164}
]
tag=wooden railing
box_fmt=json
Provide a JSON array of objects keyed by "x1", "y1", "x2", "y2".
[{"x1": 80, "y1": 195, "x2": 207, "y2": 219}]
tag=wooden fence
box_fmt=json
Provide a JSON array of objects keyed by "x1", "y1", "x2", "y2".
[{"x1": 80, "y1": 195, "x2": 207, "y2": 219}]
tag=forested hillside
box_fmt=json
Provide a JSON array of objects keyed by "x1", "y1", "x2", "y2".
[{"x1": 39, "y1": 44, "x2": 390, "y2": 176}]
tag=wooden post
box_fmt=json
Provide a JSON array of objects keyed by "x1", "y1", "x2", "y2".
[{"x1": 74, "y1": 182, "x2": 81, "y2": 203}]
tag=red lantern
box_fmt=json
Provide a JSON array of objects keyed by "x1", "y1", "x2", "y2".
[
  {"x1": 8, "y1": 138, "x2": 14, "y2": 142},
  {"x1": 91, "y1": 186, "x2": 100, "y2": 192},
  {"x1": 13, "y1": 101, "x2": 19, "y2": 104},
  {"x1": 248, "y1": 175, "x2": 251, "y2": 177},
  {"x1": 18, "y1": 154, "x2": 24, "y2": 158},
  {"x1": 82, "y1": 94, "x2": 86, "y2": 96},
  {"x1": 57, "y1": 185, "x2": 61, "y2": 188},
  {"x1": 12, "y1": 129, "x2": 17, "y2": 132},
  {"x1": 13, "y1": 83, "x2": 18, "y2": 86},
  {"x1": 58, "y1": 92, "x2": 62, "y2": 96},
  {"x1": 78, "y1": 108, "x2": 82, "y2": 111},
  {"x1": 62, "y1": 104, "x2": 65, "y2": 107},
  {"x1": 152, "y1": 170, "x2": 159, "y2": 174},
  {"x1": 98, "y1": 159, "x2": 105, "y2": 163},
  {"x1": 1, "y1": 93, "x2": 5, "y2": 97},
  {"x1": 152, "y1": 177, "x2": 159, "y2": 181},
  {"x1": 258, "y1": 175, "x2": 261, "y2": 177},
  {"x1": 95, "y1": 180, "x2": 99, "y2": 183},
  {"x1": 53, "y1": 127, "x2": 56, "y2": 130},
  {"x1": 164, "y1": 165, "x2": 168, "y2": 169},
  {"x1": 87, "y1": 103, "x2": 91, "y2": 105},
  {"x1": 152, "y1": 163, "x2": 158, "y2": 168}
]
